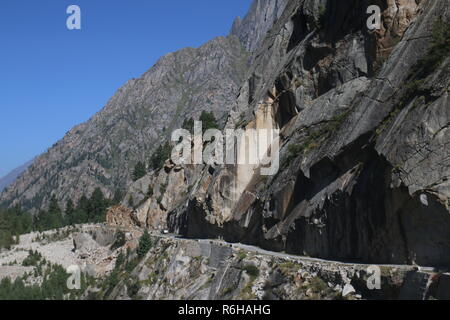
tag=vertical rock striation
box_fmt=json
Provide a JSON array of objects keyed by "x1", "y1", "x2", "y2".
[{"x1": 167, "y1": 0, "x2": 450, "y2": 267}]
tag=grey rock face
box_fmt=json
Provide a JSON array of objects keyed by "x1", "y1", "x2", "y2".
[
  {"x1": 73, "y1": 233, "x2": 100, "y2": 256},
  {"x1": 106, "y1": 235, "x2": 446, "y2": 300},
  {"x1": 168, "y1": 0, "x2": 450, "y2": 267},
  {"x1": 231, "y1": 0, "x2": 289, "y2": 52}
]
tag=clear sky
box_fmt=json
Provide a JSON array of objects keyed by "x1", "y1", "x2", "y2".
[{"x1": 0, "y1": 0, "x2": 252, "y2": 177}]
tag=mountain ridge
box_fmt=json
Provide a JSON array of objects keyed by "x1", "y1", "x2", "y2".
[
  {"x1": 0, "y1": 0, "x2": 285, "y2": 212},
  {"x1": 0, "y1": 0, "x2": 449, "y2": 301},
  {"x1": 111, "y1": 0, "x2": 450, "y2": 267}
]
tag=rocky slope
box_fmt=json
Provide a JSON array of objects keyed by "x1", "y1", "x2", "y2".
[
  {"x1": 0, "y1": 225, "x2": 116, "y2": 283},
  {"x1": 108, "y1": 234, "x2": 450, "y2": 300},
  {"x1": 113, "y1": 0, "x2": 450, "y2": 268},
  {"x1": 189, "y1": 0, "x2": 449, "y2": 266},
  {"x1": 0, "y1": 0, "x2": 296, "y2": 213},
  {"x1": 1, "y1": 0, "x2": 449, "y2": 299},
  {"x1": 0, "y1": 36, "x2": 249, "y2": 211},
  {"x1": 2, "y1": 224, "x2": 450, "y2": 300}
]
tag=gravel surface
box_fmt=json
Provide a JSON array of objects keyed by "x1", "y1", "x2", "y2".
[{"x1": 0, "y1": 225, "x2": 102, "y2": 281}]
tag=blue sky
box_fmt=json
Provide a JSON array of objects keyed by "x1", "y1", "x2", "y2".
[{"x1": 0, "y1": 0, "x2": 252, "y2": 177}]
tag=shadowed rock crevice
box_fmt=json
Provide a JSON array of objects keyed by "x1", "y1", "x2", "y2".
[
  {"x1": 287, "y1": 6, "x2": 310, "y2": 52},
  {"x1": 274, "y1": 76, "x2": 300, "y2": 128}
]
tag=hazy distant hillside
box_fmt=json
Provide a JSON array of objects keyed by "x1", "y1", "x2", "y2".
[{"x1": 0, "y1": 159, "x2": 34, "y2": 193}]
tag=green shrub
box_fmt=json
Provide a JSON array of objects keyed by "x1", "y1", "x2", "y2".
[
  {"x1": 128, "y1": 195, "x2": 134, "y2": 208},
  {"x1": 127, "y1": 280, "x2": 141, "y2": 300},
  {"x1": 199, "y1": 111, "x2": 219, "y2": 131},
  {"x1": 182, "y1": 117, "x2": 194, "y2": 133},
  {"x1": 147, "y1": 185, "x2": 154, "y2": 197},
  {"x1": 288, "y1": 144, "x2": 304, "y2": 160},
  {"x1": 115, "y1": 252, "x2": 125, "y2": 270},
  {"x1": 243, "y1": 264, "x2": 260, "y2": 278},
  {"x1": 125, "y1": 258, "x2": 139, "y2": 273},
  {"x1": 22, "y1": 250, "x2": 42, "y2": 267},
  {"x1": 132, "y1": 161, "x2": 147, "y2": 181},
  {"x1": 137, "y1": 230, "x2": 152, "y2": 259},
  {"x1": 149, "y1": 142, "x2": 171, "y2": 171},
  {"x1": 237, "y1": 252, "x2": 247, "y2": 261},
  {"x1": 317, "y1": 4, "x2": 327, "y2": 29}
]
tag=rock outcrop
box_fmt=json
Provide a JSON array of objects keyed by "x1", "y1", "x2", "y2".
[
  {"x1": 105, "y1": 205, "x2": 137, "y2": 229},
  {"x1": 165, "y1": 0, "x2": 450, "y2": 267},
  {"x1": 106, "y1": 235, "x2": 450, "y2": 300}
]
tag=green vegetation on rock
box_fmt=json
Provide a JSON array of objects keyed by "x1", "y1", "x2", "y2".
[
  {"x1": 149, "y1": 142, "x2": 171, "y2": 171},
  {"x1": 132, "y1": 161, "x2": 147, "y2": 182},
  {"x1": 137, "y1": 230, "x2": 152, "y2": 258}
]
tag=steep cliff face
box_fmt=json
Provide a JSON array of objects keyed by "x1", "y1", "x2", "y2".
[
  {"x1": 165, "y1": 0, "x2": 450, "y2": 267},
  {"x1": 101, "y1": 0, "x2": 293, "y2": 232},
  {"x1": 0, "y1": 36, "x2": 249, "y2": 211},
  {"x1": 231, "y1": 0, "x2": 289, "y2": 52}
]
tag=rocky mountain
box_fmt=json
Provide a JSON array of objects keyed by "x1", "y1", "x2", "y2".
[
  {"x1": 183, "y1": 0, "x2": 450, "y2": 266},
  {"x1": 110, "y1": 0, "x2": 450, "y2": 268},
  {"x1": 0, "y1": 159, "x2": 34, "y2": 193},
  {"x1": 0, "y1": 0, "x2": 293, "y2": 213},
  {"x1": 2, "y1": 0, "x2": 449, "y2": 266},
  {"x1": 1, "y1": 0, "x2": 449, "y2": 301},
  {"x1": 0, "y1": 36, "x2": 250, "y2": 211}
]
